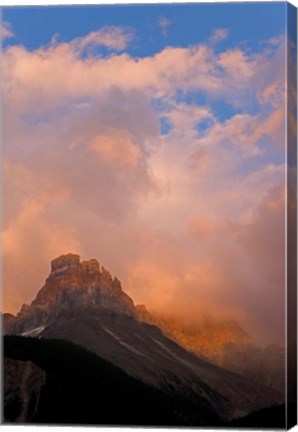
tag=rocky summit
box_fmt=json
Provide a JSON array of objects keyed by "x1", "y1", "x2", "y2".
[{"x1": 7, "y1": 253, "x2": 136, "y2": 335}]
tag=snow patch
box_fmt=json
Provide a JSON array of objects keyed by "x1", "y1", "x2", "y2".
[
  {"x1": 102, "y1": 326, "x2": 151, "y2": 360},
  {"x1": 51, "y1": 266, "x2": 69, "y2": 276},
  {"x1": 152, "y1": 337, "x2": 193, "y2": 367},
  {"x1": 22, "y1": 326, "x2": 45, "y2": 337}
]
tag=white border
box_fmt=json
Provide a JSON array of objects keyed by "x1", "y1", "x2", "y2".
[{"x1": 0, "y1": 1, "x2": 297, "y2": 432}]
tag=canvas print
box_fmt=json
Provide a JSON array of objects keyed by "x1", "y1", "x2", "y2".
[{"x1": 1, "y1": 1, "x2": 297, "y2": 428}]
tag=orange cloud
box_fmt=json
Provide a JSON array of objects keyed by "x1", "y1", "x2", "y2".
[
  {"x1": 2, "y1": 198, "x2": 81, "y2": 313},
  {"x1": 90, "y1": 131, "x2": 141, "y2": 167},
  {"x1": 188, "y1": 216, "x2": 217, "y2": 238},
  {"x1": 2, "y1": 29, "x2": 287, "y2": 346}
]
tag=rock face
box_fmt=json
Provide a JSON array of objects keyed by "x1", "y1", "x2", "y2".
[
  {"x1": 3, "y1": 313, "x2": 16, "y2": 333},
  {"x1": 136, "y1": 304, "x2": 154, "y2": 323},
  {"x1": 7, "y1": 254, "x2": 136, "y2": 335},
  {"x1": 4, "y1": 357, "x2": 46, "y2": 423}
]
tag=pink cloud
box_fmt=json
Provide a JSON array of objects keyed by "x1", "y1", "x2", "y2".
[
  {"x1": 2, "y1": 197, "x2": 81, "y2": 312},
  {"x1": 2, "y1": 29, "x2": 287, "y2": 346},
  {"x1": 2, "y1": 31, "x2": 270, "y2": 117},
  {"x1": 90, "y1": 130, "x2": 141, "y2": 167},
  {"x1": 218, "y1": 49, "x2": 255, "y2": 79},
  {"x1": 71, "y1": 26, "x2": 134, "y2": 51},
  {"x1": 188, "y1": 216, "x2": 217, "y2": 238},
  {"x1": 195, "y1": 106, "x2": 285, "y2": 161}
]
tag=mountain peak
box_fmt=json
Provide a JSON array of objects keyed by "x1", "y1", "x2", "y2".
[
  {"x1": 7, "y1": 254, "x2": 137, "y2": 335},
  {"x1": 81, "y1": 259, "x2": 100, "y2": 273},
  {"x1": 49, "y1": 254, "x2": 105, "y2": 281},
  {"x1": 51, "y1": 253, "x2": 81, "y2": 272}
]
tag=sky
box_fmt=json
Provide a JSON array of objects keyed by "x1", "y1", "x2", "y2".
[{"x1": 1, "y1": 2, "x2": 291, "y2": 344}]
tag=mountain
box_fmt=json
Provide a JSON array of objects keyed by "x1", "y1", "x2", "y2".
[
  {"x1": 4, "y1": 335, "x2": 212, "y2": 426},
  {"x1": 136, "y1": 305, "x2": 285, "y2": 393},
  {"x1": 3, "y1": 313, "x2": 17, "y2": 333},
  {"x1": 4, "y1": 253, "x2": 283, "y2": 424},
  {"x1": 8, "y1": 254, "x2": 135, "y2": 333},
  {"x1": 227, "y1": 403, "x2": 293, "y2": 429}
]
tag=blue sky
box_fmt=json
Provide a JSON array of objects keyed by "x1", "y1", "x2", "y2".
[{"x1": 3, "y1": 2, "x2": 286, "y2": 55}]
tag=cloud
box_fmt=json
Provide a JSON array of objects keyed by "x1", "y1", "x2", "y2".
[
  {"x1": 136, "y1": 180, "x2": 285, "y2": 342},
  {"x1": 2, "y1": 84, "x2": 162, "y2": 315},
  {"x1": 191, "y1": 102, "x2": 285, "y2": 169},
  {"x1": 3, "y1": 30, "x2": 281, "y2": 117},
  {"x1": 0, "y1": 21, "x2": 14, "y2": 40},
  {"x1": 71, "y1": 26, "x2": 134, "y2": 51},
  {"x1": 90, "y1": 130, "x2": 141, "y2": 167},
  {"x1": 3, "y1": 42, "x2": 219, "y2": 116},
  {"x1": 2, "y1": 29, "x2": 287, "y2": 346},
  {"x1": 4, "y1": 88, "x2": 160, "y2": 222},
  {"x1": 218, "y1": 49, "x2": 254, "y2": 79},
  {"x1": 210, "y1": 28, "x2": 229, "y2": 45},
  {"x1": 2, "y1": 197, "x2": 81, "y2": 312},
  {"x1": 164, "y1": 102, "x2": 214, "y2": 134},
  {"x1": 188, "y1": 215, "x2": 217, "y2": 239},
  {"x1": 127, "y1": 113, "x2": 285, "y2": 343},
  {"x1": 158, "y1": 17, "x2": 173, "y2": 37},
  {"x1": 259, "y1": 80, "x2": 284, "y2": 108}
]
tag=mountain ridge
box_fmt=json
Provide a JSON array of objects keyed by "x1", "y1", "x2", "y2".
[
  {"x1": 4, "y1": 253, "x2": 284, "y2": 423},
  {"x1": 136, "y1": 304, "x2": 285, "y2": 393},
  {"x1": 4, "y1": 335, "x2": 223, "y2": 426}
]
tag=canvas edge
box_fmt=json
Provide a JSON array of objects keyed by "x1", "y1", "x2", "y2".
[{"x1": 286, "y1": 1, "x2": 297, "y2": 430}]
